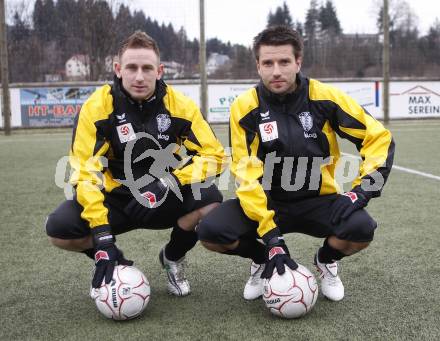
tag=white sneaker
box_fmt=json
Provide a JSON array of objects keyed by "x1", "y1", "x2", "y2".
[
  {"x1": 243, "y1": 262, "x2": 265, "y2": 300},
  {"x1": 314, "y1": 253, "x2": 344, "y2": 301},
  {"x1": 159, "y1": 248, "x2": 191, "y2": 296}
]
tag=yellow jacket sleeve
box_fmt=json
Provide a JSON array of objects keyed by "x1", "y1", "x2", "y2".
[
  {"x1": 310, "y1": 80, "x2": 395, "y2": 197},
  {"x1": 69, "y1": 86, "x2": 112, "y2": 229},
  {"x1": 229, "y1": 90, "x2": 277, "y2": 238},
  {"x1": 165, "y1": 89, "x2": 227, "y2": 185}
]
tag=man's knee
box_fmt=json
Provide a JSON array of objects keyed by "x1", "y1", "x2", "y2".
[
  {"x1": 177, "y1": 202, "x2": 220, "y2": 231},
  {"x1": 45, "y1": 212, "x2": 92, "y2": 251},
  {"x1": 349, "y1": 240, "x2": 371, "y2": 253},
  {"x1": 329, "y1": 237, "x2": 371, "y2": 255},
  {"x1": 198, "y1": 202, "x2": 220, "y2": 217},
  {"x1": 354, "y1": 216, "x2": 377, "y2": 242},
  {"x1": 199, "y1": 240, "x2": 238, "y2": 253},
  {"x1": 45, "y1": 212, "x2": 64, "y2": 238},
  {"x1": 197, "y1": 211, "x2": 236, "y2": 247},
  {"x1": 48, "y1": 235, "x2": 92, "y2": 251},
  {"x1": 198, "y1": 199, "x2": 249, "y2": 245},
  {"x1": 341, "y1": 210, "x2": 377, "y2": 242}
]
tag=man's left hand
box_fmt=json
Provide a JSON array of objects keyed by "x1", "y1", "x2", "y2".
[{"x1": 330, "y1": 190, "x2": 370, "y2": 224}]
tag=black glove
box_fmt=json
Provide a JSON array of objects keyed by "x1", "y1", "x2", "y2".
[
  {"x1": 261, "y1": 229, "x2": 298, "y2": 279},
  {"x1": 91, "y1": 225, "x2": 133, "y2": 288},
  {"x1": 125, "y1": 176, "x2": 181, "y2": 223},
  {"x1": 330, "y1": 187, "x2": 371, "y2": 225}
]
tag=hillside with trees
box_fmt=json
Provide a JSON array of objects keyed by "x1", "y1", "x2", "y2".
[{"x1": 5, "y1": 0, "x2": 440, "y2": 82}]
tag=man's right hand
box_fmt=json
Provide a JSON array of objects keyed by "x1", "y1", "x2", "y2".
[
  {"x1": 125, "y1": 176, "x2": 181, "y2": 223},
  {"x1": 261, "y1": 230, "x2": 298, "y2": 279},
  {"x1": 91, "y1": 225, "x2": 133, "y2": 288}
]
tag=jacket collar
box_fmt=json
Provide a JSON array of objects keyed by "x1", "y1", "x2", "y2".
[
  {"x1": 258, "y1": 73, "x2": 305, "y2": 104},
  {"x1": 112, "y1": 75, "x2": 167, "y2": 107}
]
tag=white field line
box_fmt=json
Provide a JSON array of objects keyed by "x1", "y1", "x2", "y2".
[
  {"x1": 0, "y1": 132, "x2": 70, "y2": 137},
  {"x1": 390, "y1": 127, "x2": 440, "y2": 132},
  {"x1": 388, "y1": 120, "x2": 440, "y2": 126},
  {"x1": 1, "y1": 137, "x2": 439, "y2": 181},
  {"x1": 341, "y1": 152, "x2": 440, "y2": 181},
  {"x1": 0, "y1": 137, "x2": 70, "y2": 143}
]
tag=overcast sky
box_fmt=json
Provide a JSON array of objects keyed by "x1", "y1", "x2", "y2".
[
  {"x1": 7, "y1": 0, "x2": 440, "y2": 46},
  {"x1": 127, "y1": 0, "x2": 439, "y2": 46}
]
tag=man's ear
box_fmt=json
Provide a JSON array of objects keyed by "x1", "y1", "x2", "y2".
[
  {"x1": 256, "y1": 59, "x2": 261, "y2": 77},
  {"x1": 296, "y1": 56, "x2": 303, "y2": 72},
  {"x1": 114, "y1": 61, "x2": 122, "y2": 78},
  {"x1": 157, "y1": 63, "x2": 164, "y2": 79}
]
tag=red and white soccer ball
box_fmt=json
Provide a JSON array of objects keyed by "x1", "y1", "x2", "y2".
[
  {"x1": 263, "y1": 264, "x2": 318, "y2": 319},
  {"x1": 90, "y1": 265, "x2": 150, "y2": 320}
]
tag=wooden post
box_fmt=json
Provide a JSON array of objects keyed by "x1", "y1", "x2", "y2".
[
  {"x1": 199, "y1": 0, "x2": 208, "y2": 119},
  {"x1": 383, "y1": 0, "x2": 390, "y2": 124},
  {"x1": 0, "y1": 0, "x2": 11, "y2": 134}
]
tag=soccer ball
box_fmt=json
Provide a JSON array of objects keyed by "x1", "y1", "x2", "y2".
[
  {"x1": 90, "y1": 265, "x2": 150, "y2": 320},
  {"x1": 263, "y1": 264, "x2": 318, "y2": 319}
]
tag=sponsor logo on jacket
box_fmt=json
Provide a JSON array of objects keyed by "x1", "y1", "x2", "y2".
[
  {"x1": 116, "y1": 113, "x2": 126, "y2": 123},
  {"x1": 260, "y1": 110, "x2": 270, "y2": 121},
  {"x1": 259, "y1": 121, "x2": 279, "y2": 142},
  {"x1": 116, "y1": 123, "x2": 136, "y2": 143}
]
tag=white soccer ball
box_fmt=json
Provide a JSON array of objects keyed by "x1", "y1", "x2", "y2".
[
  {"x1": 263, "y1": 263, "x2": 318, "y2": 319},
  {"x1": 90, "y1": 265, "x2": 150, "y2": 320}
]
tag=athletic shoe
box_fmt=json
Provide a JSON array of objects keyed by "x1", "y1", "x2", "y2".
[
  {"x1": 243, "y1": 262, "x2": 265, "y2": 300},
  {"x1": 314, "y1": 253, "x2": 344, "y2": 301},
  {"x1": 159, "y1": 247, "x2": 191, "y2": 296}
]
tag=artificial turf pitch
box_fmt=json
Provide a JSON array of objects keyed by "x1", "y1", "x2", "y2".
[{"x1": 0, "y1": 120, "x2": 439, "y2": 340}]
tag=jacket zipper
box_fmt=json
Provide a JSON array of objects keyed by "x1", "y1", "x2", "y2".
[{"x1": 284, "y1": 104, "x2": 294, "y2": 156}]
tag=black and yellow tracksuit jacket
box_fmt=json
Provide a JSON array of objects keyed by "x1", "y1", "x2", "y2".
[
  {"x1": 229, "y1": 74, "x2": 395, "y2": 238},
  {"x1": 70, "y1": 76, "x2": 226, "y2": 230}
]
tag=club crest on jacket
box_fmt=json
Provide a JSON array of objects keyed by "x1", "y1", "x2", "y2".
[
  {"x1": 298, "y1": 112, "x2": 313, "y2": 132},
  {"x1": 156, "y1": 114, "x2": 171, "y2": 133}
]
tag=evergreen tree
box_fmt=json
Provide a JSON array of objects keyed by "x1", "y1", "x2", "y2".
[
  {"x1": 115, "y1": 4, "x2": 134, "y2": 48},
  {"x1": 33, "y1": 0, "x2": 60, "y2": 41},
  {"x1": 165, "y1": 23, "x2": 179, "y2": 60},
  {"x1": 426, "y1": 20, "x2": 440, "y2": 57},
  {"x1": 132, "y1": 10, "x2": 148, "y2": 32},
  {"x1": 305, "y1": 0, "x2": 320, "y2": 39},
  {"x1": 8, "y1": 11, "x2": 39, "y2": 82},
  {"x1": 7, "y1": 0, "x2": 439, "y2": 80},
  {"x1": 207, "y1": 38, "x2": 232, "y2": 56},
  {"x1": 183, "y1": 38, "x2": 199, "y2": 75},
  {"x1": 175, "y1": 27, "x2": 188, "y2": 65},
  {"x1": 420, "y1": 20, "x2": 440, "y2": 68},
  {"x1": 55, "y1": 0, "x2": 84, "y2": 65},
  {"x1": 267, "y1": 2, "x2": 293, "y2": 27},
  {"x1": 86, "y1": 0, "x2": 115, "y2": 80},
  {"x1": 32, "y1": 0, "x2": 45, "y2": 40},
  {"x1": 295, "y1": 21, "x2": 304, "y2": 36},
  {"x1": 304, "y1": 0, "x2": 320, "y2": 65},
  {"x1": 10, "y1": 12, "x2": 30, "y2": 41},
  {"x1": 319, "y1": 0, "x2": 342, "y2": 35},
  {"x1": 230, "y1": 45, "x2": 256, "y2": 79}
]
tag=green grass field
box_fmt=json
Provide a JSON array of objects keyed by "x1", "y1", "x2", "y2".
[{"x1": 1, "y1": 120, "x2": 439, "y2": 341}]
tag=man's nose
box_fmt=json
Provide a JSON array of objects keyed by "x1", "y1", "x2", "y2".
[
  {"x1": 273, "y1": 63, "x2": 281, "y2": 76},
  {"x1": 135, "y1": 68, "x2": 143, "y2": 81}
]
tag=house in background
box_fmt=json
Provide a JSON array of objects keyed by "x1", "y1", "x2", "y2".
[
  {"x1": 65, "y1": 55, "x2": 90, "y2": 80},
  {"x1": 162, "y1": 61, "x2": 184, "y2": 79},
  {"x1": 105, "y1": 55, "x2": 115, "y2": 74},
  {"x1": 44, "y1": 73, "x2": 63, "y2": 82},
  {"x1": 65, "y1": 55, "x2": 116, "y2": 80},
  {"x1": 207, "y1": 53, "x2": 230, "y2": 75}
]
